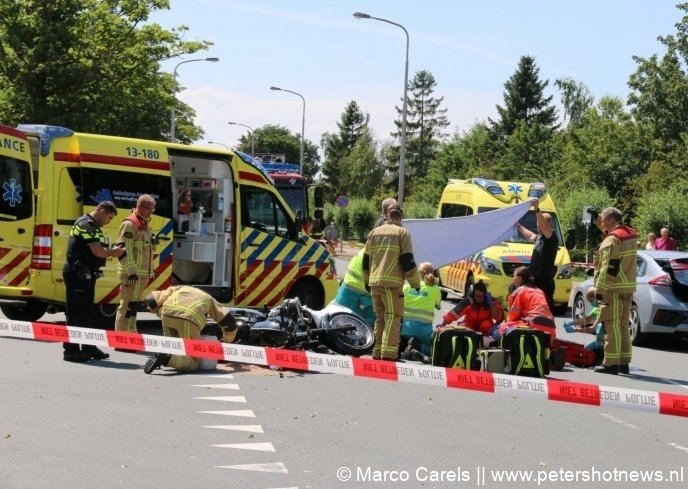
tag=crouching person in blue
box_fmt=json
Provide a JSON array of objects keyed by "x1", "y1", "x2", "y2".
[
  {"x1": 334, "y1": 249, "x2": 376, "y2": 328},
  {"x1": 401, "y1": 262, "x2": 441, "y2": 363},
  {"x1": 563, "y1": 286, "x2": 604, "y2": 363},
  {"x1": 142, "y1": 286, "x2": 241, "y2": 374}
]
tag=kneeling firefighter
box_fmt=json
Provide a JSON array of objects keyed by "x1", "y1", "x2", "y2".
[{"x1": 142, "y1": 285, "x2": 245, "y2": 374}]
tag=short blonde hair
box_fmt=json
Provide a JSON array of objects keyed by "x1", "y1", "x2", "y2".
[{"x1": 585, "y1": 286, "x2": 597, "y2": 302}]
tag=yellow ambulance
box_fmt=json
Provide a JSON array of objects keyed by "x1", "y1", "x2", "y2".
[
  {"x1": 436, "y1": 178, "x2": 573, "y2": 315},
  {"x1": 0, "y1": 124, "x2": 338, "y2": 322}
]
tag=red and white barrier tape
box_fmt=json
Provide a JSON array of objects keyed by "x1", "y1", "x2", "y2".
[{"x1": 2, "y1": 318, "x2": 688, "y2": 418}]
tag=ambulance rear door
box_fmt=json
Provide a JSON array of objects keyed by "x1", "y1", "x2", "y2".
[{"x1": 0, "y1": 125, "x2": 35, "y2": 288}]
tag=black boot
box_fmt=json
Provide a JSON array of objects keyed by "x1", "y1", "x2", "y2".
[
  {"x1": 144, "y1": 354, "x2": 171, "y2": 374},
  {"x1": 619, "y1": 364, "x2": 630, "y2": 374},
  {"x1": 594, "y1": 364, "x2": 618, "y2": 375},
  {"x1": 64, "y1": 350, "x2": 91, "y2": 363},
  {"x1": 82, "y1": 346, "x2": 110, "y2": 360}
]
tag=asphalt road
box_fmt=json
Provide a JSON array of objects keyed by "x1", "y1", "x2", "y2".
[{"x1": 2, "y1": 250, "x2": 688, "y2": 488}]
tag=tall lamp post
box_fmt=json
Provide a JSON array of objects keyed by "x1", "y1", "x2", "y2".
[
  {"x1": 227, "y1": 122, "x2": 255, "y2": 155},
  {"x1": 208, "y1": 141, "x2": 228, "y2": 150},
  {"x1": 270, "y1": 86, "x2": 305, "y2": 175},
  {"x1": 353, "y1": 12, "x2": 409, "y2": 206},
  {"x1": 170, "y1": 57, "x2": 220, "y2": 142}
]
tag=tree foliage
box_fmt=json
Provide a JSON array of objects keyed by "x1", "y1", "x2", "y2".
[
  {"x1": 0, "y1": 0, "x2": 212, "y2": 142},
  {"x1": 490, "y1": 55, "x2": 559, "y2": 138}
]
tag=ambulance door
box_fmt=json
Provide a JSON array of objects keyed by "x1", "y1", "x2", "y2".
[
  {"x1": 0, "y1": 125, "x2": 35, "y2": 288},
  {"x1": 236, "y1": 185, "x2": 297, "y2": 307}
]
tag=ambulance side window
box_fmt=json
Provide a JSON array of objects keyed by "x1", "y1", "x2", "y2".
[
  {"x1": 243, "y1": 186, "x2": 290, "y2": 237},
  {"x1": 440, "y1": 203, "x2": 472, "y2": 218},
  {"x1": 80, "y1": 168, "x2": 172, "y2": 218},
  {"x1": 0, "y1": 155, "x2": 32, "y2": 221}
]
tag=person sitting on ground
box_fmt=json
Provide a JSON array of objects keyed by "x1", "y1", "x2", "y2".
[
  {"x1": 400, "y1": 262, "x2": 442, "y2": 363},
  {"x1": 563, "y1": 286, "x2": 604, "y2": 361},
  {"x1": 142, "y1": 285, "x2": 243, "y2": 374},
  {"x1": 436, "y1": 279, "x2": 503, "y2": 336},
  {"x1": 489, "y1": 266, "x2": 556, "y2": 343}
]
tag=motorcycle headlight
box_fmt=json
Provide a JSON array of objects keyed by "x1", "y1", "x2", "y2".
[
  {"x1": 557, "y1": 263, "x2": 573, "y2": 279},
  {"x1": 479, "y1": 256, "x2": 502, "y2": 275}
]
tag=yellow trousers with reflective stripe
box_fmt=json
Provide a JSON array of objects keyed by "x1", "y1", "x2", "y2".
[
  {"x1": 371, "y1": 286, "x2": 404, "y2": 360},
  {"x1": 599, "y1": 292, "x2": 632, "y2": 366},
  {"x1": 115, "y1": 276, "x2": 147, "y2": 332},
  {"x1": 162, "y1": 316, "x2": 203, "y2": 372}
]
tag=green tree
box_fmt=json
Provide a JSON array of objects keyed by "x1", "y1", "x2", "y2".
[
  {"x1": 389, "y1": 70, "x2": 449, "y2": 195},
  {"x1": 628, "y1": 3, "x2": 688, "y2": 161},
  {"x1": 338, "y1": 128, "x2": 385, "y2": 199},
  {"x1": 320, "y1": 101, "x2": 368, "y2": 201},
  {"x1": 416, "y1": 122, "x2": 502, "y2": 205},
  {"x1": 633, "y1": 184, "x2": 688, "y2": 250},
  {"x1": 0, "y1": 0, "x2": 212, "y2": 142},
  {"x1": 554, "y1": 96, "x2": 652, "y2": 213},
  {"x1": 237, "y1": 124, "x2": 319, "y2": 182},
  {"x1": 554, "y1": 77, "x2": 595, "y2": 128},
  {"x1": 490, "y1": 55, "x2": 559, "y2": 139}
]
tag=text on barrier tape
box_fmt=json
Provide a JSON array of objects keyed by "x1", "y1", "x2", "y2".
[{"x1": 2, "y1": 318, "x2": 688, "y2": 418}]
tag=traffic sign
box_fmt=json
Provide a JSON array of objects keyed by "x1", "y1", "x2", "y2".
[{"x1": 336, "y1": 195, "x2": 349, "y2": 208}]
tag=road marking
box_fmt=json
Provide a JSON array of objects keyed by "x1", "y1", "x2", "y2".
[
  {"x1": 198, "y1": 410, "x2": 256, "y2": 417},
  {"x1": 663, "y1": 379, "x2": 688, "y2": 391},
  {"x1": 193, "y1": 396, "x2": 247, "y2": 403},
  {"x1": 206, "y1": 374, "x2": 234, "y2": 378},
  {"x1": 215, "y1": 462, "x2": 289, "y2": 473},
  {"x1": 203, "y1": 425, "x2": 264, "y2": 433},
  {"x1": 667, "y1": 442, "x2": 688, "y2": 454},
  {"x1": 213, "y1": 442, "x2": 276, "y2": 452},
  {"x1": 191, "y1": 383, "x2": 240, "y2": 390},
  {"x1": 600, "y1": 413, "x2": 640, "y2": 430}
]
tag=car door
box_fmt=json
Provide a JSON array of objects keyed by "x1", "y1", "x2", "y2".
[{"x1": 0, "y1": 125, "x2": 35, "y2": 287}]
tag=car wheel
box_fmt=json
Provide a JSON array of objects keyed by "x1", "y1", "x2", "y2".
[
  {"x1": 629, "y1": 303, "x2": 646, "y2": 346},
  {"x1": 464, "y1": 276, "x2": 474, "y2": 299},
  {"x1": 572, "y1": 293, "x2": 586, "y2": 321}
]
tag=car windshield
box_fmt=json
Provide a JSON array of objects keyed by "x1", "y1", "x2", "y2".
[{"x1": 477, "y1": 206, "x2": 564, "y2": 246}]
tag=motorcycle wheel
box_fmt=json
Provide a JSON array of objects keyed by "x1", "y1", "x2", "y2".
[{"x1": 323, "y1": 312, "x2": 374, "y2": 356}]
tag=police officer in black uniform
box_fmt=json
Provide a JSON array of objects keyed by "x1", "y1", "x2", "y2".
[{"x1": 62, "y1": 201, "x2": 125, "y2": 362}]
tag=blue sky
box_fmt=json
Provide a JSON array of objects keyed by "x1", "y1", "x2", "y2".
[{"x1": 154, "y1": 0, "x2": 682, "y2": 151}]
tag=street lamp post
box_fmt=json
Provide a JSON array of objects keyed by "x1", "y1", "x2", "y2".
[
  {"x1": 170, "y1": 57, "x2": 220, "y2": 142},
  {"x1": 270, "y1": 86, "x2": 305, "y2": 175},
  {"x1": 208, "y1": 141, "x2": 229, "y2": 150},
  {"x1": 227, "y1": 122, "x2": 255, "y2": 155},
  {"x1": 353, "y1": 12, "x2": 409, "y2": 206}
]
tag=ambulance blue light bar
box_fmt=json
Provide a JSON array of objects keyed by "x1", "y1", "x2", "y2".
[
  {"x1": 16, "y1": 124, "x2": 74, "y2": 156},
  {"x1": 528, "y1": 182, "x2": 547, "y2": 198},
  {"x1": 469, "y1": 177, "x2": 505, "y2": 196}
]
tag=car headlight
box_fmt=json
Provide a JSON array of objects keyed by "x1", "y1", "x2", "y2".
[
  {"x1": 557, "y1": 263, "x2": 573, "y2": 279},
  {"x1": 479, "y1": 256, "x2": 502, "y2": 275}
]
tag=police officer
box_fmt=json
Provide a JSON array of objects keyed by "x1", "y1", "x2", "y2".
[
  {"x1": 115, "y1": 194, "x2": 156, "y2": 335},
  {"x1": 142, "y1": 286, "x2": 241, "y2": 374},
  {"x1": 63, "y1": 201, "x2": 124, "y2": 362}
]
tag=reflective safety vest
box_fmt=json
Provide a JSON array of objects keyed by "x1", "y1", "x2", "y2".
[
  {"x1": 117, "y1": 212, "x2": 154, "y2": 278},
  {"x1": 403, "y1": 281, "x2": 441, "y2": 323},
  {"x1": 342, "y1": 250, "x2": 367, "y2": 294}
]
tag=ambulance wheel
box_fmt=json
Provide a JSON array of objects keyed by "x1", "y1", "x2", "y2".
[
  {"x1": 289, "y1": 279, "x2": 324, "y2": 309},
  {"x1": 1, "y1": 300, "x2": 47, "y2": 322}
]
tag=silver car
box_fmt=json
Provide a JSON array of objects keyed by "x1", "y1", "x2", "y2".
[{"x1": 570, "y1": 250, "x2": 688, "y2": 345}]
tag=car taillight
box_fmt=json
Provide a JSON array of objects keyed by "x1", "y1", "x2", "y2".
[
  {"x1": 648, "y1": 273, "x2": 671, "y2": 286},
  {"x1": 31, "y1": 224, "x2": 53, "y2": 270}
]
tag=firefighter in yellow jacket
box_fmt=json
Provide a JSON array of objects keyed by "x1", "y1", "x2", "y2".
[
  {"x1": 363, "y1": 204, "x2": 421, "y2": 360},
  {"x1": 591, "y1": 206, "x2": 637, "y2": 375},
  {"x1": 115, "y1": 194, "x2": 156, "y2": 333},
  {"x1": 142, "y1": 285, "x2": 240, "y2": 374}
]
